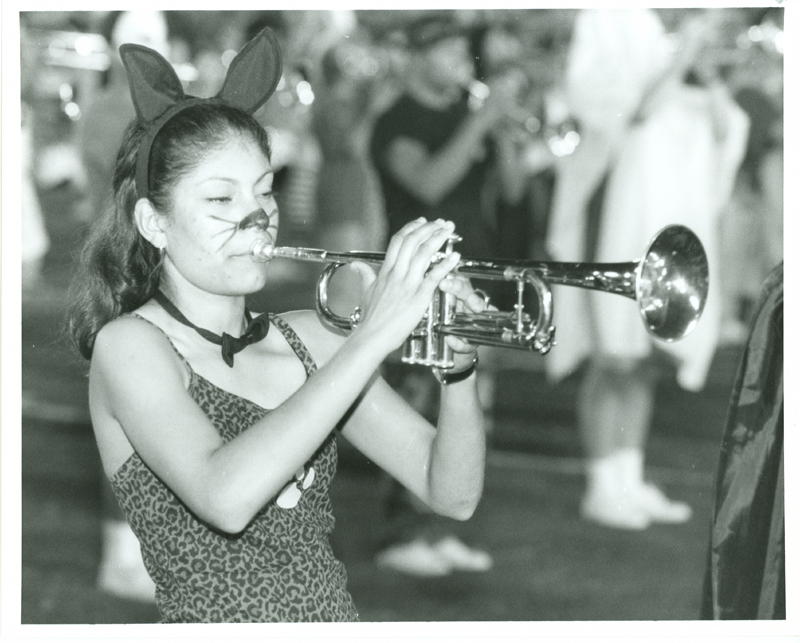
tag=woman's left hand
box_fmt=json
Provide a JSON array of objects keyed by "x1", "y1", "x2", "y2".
[{"x1": 437, "y1": 273, "x2": 490, "y2": 372}]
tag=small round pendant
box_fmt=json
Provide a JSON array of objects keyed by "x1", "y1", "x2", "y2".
[{"x1": 276, "y1": 465, "x2": 316, "y2": 509}]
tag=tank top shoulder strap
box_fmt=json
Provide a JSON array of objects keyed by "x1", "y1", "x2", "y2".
[
  {"x1": 125, "y1": 312, "x2": 196, "y2": 386},
  {"x1": 270, "y1": 314, "x2": 318, "y2": 377}
]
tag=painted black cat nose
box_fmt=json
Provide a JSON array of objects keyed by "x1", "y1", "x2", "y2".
[{"x1": 238, "y1": 208, "x2": 270, "y2": 232}]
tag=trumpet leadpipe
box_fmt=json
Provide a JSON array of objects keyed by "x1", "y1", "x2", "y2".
[
  {"x1": 251, "y1": 240, "x2": 386, "y2": 265},
  {"x1": 251, "y1": 234, "x2": 463, "y2": 266}
]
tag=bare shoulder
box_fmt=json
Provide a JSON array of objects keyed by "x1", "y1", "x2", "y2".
[
  {"x1": 273, "y1": 309, "x2": 348, "y2": 365},
  {"x1": 91, "y1": 314, "x2": 188, "y2": 385},
  {"x1": 94, "y1": 314, "x2": 168, "y2": 358}
]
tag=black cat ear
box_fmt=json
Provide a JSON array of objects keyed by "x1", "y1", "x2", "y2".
[
  {"x1": 120, "y1": 43, "x2": 186, "y2": 124},
  {"x1": 217, "y1": 27, "x2": 283, "y2": 114}
]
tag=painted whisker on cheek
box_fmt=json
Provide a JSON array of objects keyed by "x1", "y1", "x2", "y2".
[{"x1": 214, "y1": 222, "x2": 242, "y2": 250}]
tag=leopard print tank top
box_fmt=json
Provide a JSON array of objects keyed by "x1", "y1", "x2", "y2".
[{"x1": 109, "y1": 314, "x2": 359, "y2": 622}]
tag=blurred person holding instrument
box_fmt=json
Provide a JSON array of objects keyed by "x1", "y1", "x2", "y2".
[
  {"x1": 67, "y1": 26, "x2": 489, "y2": 622},
  {"x1": 368, "y1": 13, "x2": 529, "y2": 576},
  {"x1": 308, "y1": 32, "x2": 390, "y2": 315},
  {"x1": 547, "y1": 8, "x2": 748, "y2": 530},
  {"x1": 20, "y1": 15, "x2": 51, "y2": 290}
]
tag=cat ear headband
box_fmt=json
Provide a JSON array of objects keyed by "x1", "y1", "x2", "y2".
[{"x1": 119, "y1": 27, "x2": 282, "y2": 199}]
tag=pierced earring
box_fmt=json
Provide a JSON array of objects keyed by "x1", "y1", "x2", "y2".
[{"x1": 154, "y1": 246, "x2": 166, "y2": 271}]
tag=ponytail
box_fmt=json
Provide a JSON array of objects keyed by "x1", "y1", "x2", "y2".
[{"x1": 67, "y1": 121, "x2": 162, "y2": 360}]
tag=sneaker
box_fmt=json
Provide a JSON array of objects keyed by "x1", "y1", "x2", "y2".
[
  {"x1": 580, "y1": 492, "x2": 650, "y2": 530},
  {"x1": 375, "y1": 538, "x2": 452, "y2": 577},
  {"x1": 432, "y1": 536, "x2": 493, "y2": 572},
  {"x1": 632, "y1": 483, "x2": 692, "y2": 523}
]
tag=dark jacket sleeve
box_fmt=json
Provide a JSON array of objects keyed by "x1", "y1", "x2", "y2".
[{"x1": 700, "y1": 262, "x2": 784, "y2": 620}]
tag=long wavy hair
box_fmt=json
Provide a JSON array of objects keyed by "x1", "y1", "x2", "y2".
[{"x1": 67, "y1": 102, "x2": 271, "y2": 360}]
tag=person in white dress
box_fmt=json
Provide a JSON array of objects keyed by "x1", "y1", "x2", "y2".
[{"x1": 547, "y1": 8, "x2": 749, "y2": 529}]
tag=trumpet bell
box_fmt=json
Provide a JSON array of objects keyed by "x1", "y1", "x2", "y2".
[{"x1": 636, "y1": 225, "x2": 709, "y2": 341}]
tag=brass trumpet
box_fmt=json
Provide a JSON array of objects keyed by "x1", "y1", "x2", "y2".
[{"x1": 251, "y1": 225, "x2": 709, "y2": 370}]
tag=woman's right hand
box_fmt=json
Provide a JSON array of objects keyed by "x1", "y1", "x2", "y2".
[{"x1": 348, "y1": 217, "x2": 461, "y2": 355}]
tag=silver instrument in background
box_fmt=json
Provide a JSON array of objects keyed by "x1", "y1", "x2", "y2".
[{"x1": 251, "y1": 225, "x2": 709, "y2": 370}]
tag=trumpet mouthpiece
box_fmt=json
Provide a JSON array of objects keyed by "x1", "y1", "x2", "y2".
[{"x1": 250, "y1": 238, "x2": 275, "y2": 263}]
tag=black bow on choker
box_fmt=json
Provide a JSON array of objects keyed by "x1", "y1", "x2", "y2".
[{"x1": 153, "y1": 291, "x2": 269, "y2": 367}]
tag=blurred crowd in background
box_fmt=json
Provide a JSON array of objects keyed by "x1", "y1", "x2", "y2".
[{"x1": 19, "y1": 7, "x2": 783, "y2": 341}]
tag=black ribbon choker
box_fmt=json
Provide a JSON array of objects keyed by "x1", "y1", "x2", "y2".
[{"x1": 153, "y1": 291, "x2": 269, "y2": 367}]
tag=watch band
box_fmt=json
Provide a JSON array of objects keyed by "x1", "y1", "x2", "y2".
[{"x1": 432, "y1": 354, "x2": 479, "y2": 385}]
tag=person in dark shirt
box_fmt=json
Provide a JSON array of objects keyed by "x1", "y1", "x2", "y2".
[
  {"x1": 370, "y1": 16, "x2": 527, "y2": 259},
  {"x1": 369, "y1": 13, "x2": 528, "y2": 576}
]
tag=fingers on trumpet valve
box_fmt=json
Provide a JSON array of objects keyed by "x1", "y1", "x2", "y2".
[
  {"x1": 383, "y1": 217, "x2": 429, "y2": 266},
  {"x1": 469, "y1": 288, "x2": 491, "y2": 312},
  {"x1": 391, "y1": 219, "x2": 458, "y2": 280},
  {"x1": 439, "y1": 275, "x2": 488, "y2": 313}
]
